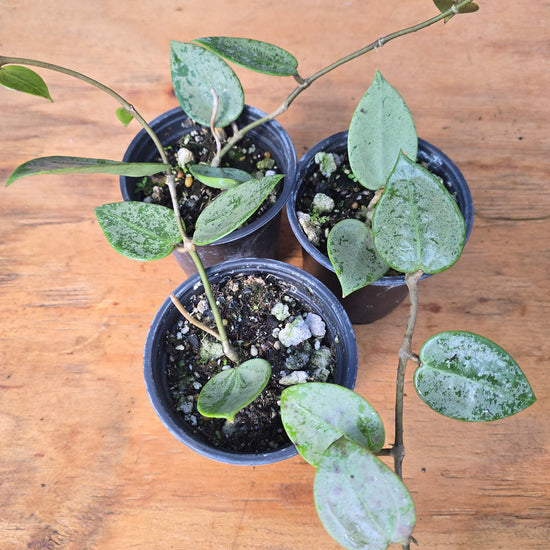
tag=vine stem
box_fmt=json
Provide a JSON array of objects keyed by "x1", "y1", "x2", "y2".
[
  {"x1": 0, "y1": 55, "x2": 239, "y2": 363},
  {"x1": 393, "y1": 270, "x2": 423, "y2": 550},
  {"x1": 393, "y1": 270, "x2": 422, "y2": 476},
  {"x1": 212, "y1": 0, "x2": 476, "y2": 166}
]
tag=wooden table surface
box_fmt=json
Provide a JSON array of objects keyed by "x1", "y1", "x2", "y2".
[{"x1": 1, "y1": 1, "x2": 548, "y2": 548}]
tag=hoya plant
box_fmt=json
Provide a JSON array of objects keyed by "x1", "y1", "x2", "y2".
[
  {"x1": 278, "y1": 51, "x2": 536, "y2": 550},
  {"x1": 1, "y1": 0, "x2": 483, "y2": 425}
]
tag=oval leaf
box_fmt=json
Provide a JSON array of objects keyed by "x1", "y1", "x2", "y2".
[
  {"x1": 415, "y1": 331, "x2": 536, "y2": 422},
  {"x1": 193, "y1": 174, "x2": 283, "y2": 245},
  {"x1": 194, "y1": 36, "x2": 298, "y2": 76},
  {"x1": 314, "y1": 439, "x2": 416, "y2": 550},
  {"x1": 94, "y1": 201, "x2": 182, "y2": 261},
  {"x1": 189, "y1": 164, "x2": 252, "y2": 189},
  {"x1": 170, "y1": 41, "x2": 244, "y2": 127},
  {"x1": 372, "y1": 152, "x2": 465, "y2": 274},
  {"x1": 6, "y1": 156, "x2": 168, "y2": 186},
  {"x1": 281, "y1": 383, "x2": 385, "y2": 467},
  {"x1": 327, "y1": 219, "x2": 389, "y2": 297},
  {"x1": 0, "y1": 65, "x2": 52, "y2": 101},
  {"x1": 348, "y1": 71, "x2": 417, "y2": 190},
  {"x1": 197, "y1": 359, "x2": 271, "y2": 422}
]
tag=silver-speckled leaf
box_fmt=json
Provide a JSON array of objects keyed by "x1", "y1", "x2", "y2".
[
  {"x1": 6, "y1": 156, "x2": 168, "y2": 186},
  {"x1": 348, "y1": 71, "x2": 417, "y2": 190},
  {"x1": 415, "y1": 331, "x2": 536, "y2": 422},
  {"x1": 327, "y1": 219, "x2": 389, "y2": 297},
  {"x1": 95, "y1": 201, "x2": 182, "y2": 261},
  {"x1": 194, "y1": 36, "x2": 298, "y2": 76},
  {"x1": 197, "y1": 359, "x2": 271, "y2": 422},
  {"x1": 372, "y1": 152, "x2": 465, "y2": 274},
  {"x1": 314, "y1": 439, "x2": 416, "y2": 550},
  {"x1": 170, "y1": 41, "x2": 244, "y2": 127},
  {"x1": 193, "y1": 174, "x2": 283, "y2": 245},
  {"x1": 281, "y1": 383, "x2": 385, "y2": 467}
]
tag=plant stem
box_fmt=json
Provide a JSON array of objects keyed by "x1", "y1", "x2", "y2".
[
  {"x1": 393, "y1": 271, "x2": 423, "y2": 478},
  {"x1": 393, "y1": 270, "x2": 422, "y2": 550},
  {"x1": 0, "y1": 55, "x2": 239, "y2": 363},
  {"x1": 187, "y1": 246, "x2": 240, "y2": 364},
  {"x1": 212, "y1": 0, "x2": 476, "y2": 166}
]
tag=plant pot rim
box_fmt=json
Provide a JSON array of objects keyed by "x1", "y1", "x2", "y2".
[
  {"x1": 120, "y1": 104, "x2": 297, "y2": 247},
  {"x1": 286, "y1": 130, "x2": 474, "y2": 286},
  {"x1": 143, "y1": 257, "x2": 358, "y2": 465}
]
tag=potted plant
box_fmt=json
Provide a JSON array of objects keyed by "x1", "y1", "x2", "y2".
[
  {"x1": 144, "y1": 257, "x2": 358, "y2": 465},
  {"x1": 287, "y1": 72, "x2": 474, "y2": 324},
  {"x1": 0, "y1": 37, "x2": 361, "y2": 464},
  {"x1": 0, "y1": 40, "x2": 299, "y2": 273},
  {"x1": 3, "y1": 0, "x2": 533, "y2": 545},
  {"x1": 119, "y1": 103, "x2": 297, "y2": 274}
]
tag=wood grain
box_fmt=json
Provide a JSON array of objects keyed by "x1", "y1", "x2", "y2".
[{"x1": 1, "y1": 1, "x2": 549, "y2": 548}]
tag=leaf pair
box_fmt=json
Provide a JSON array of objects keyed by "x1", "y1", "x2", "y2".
[
  {"x1": 328, "y1": 152, "x2": 466, "y2": 297},
  {"x1": 94, "y1": 173, "x2": 283, "y2": 260},
  {"x1": 433, "y1": 0, "x2": 480, "y2": 22},
  {"x1": 170, "y1": 37, "x2": 297, "y2": 127},
  {"x1": 281, "y1": 384, "x2": 415, "y2": 550},
  {"x1": 328, "y1": 72, "x2": 465, "y2": 297}
]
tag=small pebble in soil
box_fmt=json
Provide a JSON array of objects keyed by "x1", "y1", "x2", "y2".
[
  {"x1": 278, "y1": 317, "x2": 312, "y2": 347},
  {"x1": 297, "y1": 211, "x2": 323, "y2": 247},
  {"x1": 315, "y1": 151, "x2": 338, "y2": 177},
  {"x1": 312, "y1": 192, "x2": 335, "y2": 214},
  {"x1": 176, "y1": 147, "x2": 195, "y2": 167},
  {"x1": 279, "y1": 370, "x2": 309, "y2": 386},
  {"x1": 271, "y1": 302, "x2": 290, "y2": 321},
  {"x1": 305, "y1": 313, "x2": 326, "y2": 338}
]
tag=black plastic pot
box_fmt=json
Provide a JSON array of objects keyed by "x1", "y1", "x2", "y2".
[
  {"x1": 143, "y1": 258, "x2": 358, "y2": 465},
  {"x1": 120, "y1": 105, "x2": 297, "y2": 274},
  {"x1": 287, "y1": 131, "x2": 474, "y2": 324}
]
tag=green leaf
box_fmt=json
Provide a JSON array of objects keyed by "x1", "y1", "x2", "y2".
[
  {"x1": 193, "y1": 174, "x2": 283, "y2": 245},
  {"x1": 189, "y1": 164, "x2": 252, "y2": 189},
  {"x1": 94, "y1": 201, "x2": 182, "y2": 261},
  {"x1": 348, "y1": 71, "x2": 417, "y2": 190},
  {"x1": 327, "y1": 219, "x2": 389, "y2": 297},
  {"x1": 170, "y1": 41, "x2": 244, "y2": 127},
  {"x1": 372, "y1": 152, "x2": 465, "y2": 274},
  {"x1": 0, "y1": 65, "x2": 52, "y2": 101},
  {"x1": 197, "y1": 359, "x2": 271, "y2": 422},
  {"x1": 415, "y1": 331, "x2": 536, "y2": 422},
  {"x1": 314, "y1": 439, "x2": 416, "y2": 550},
  {"x1": 194, "y1": 36, "x2": 298, "y2": 77},
  {"x1": 434, "y1": 0, "x2": 479, "y2": 22},
  {"x1": 280, "y1": 383, "x2": 385, "y2": 467},
  {"x1": 6, "y1": 156, "x2": 168, "y2": 186},
  {"x1": 116, "y1": 107, "x2": 133, "y2": 126}
]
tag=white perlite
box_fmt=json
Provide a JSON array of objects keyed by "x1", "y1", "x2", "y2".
[
  {"x1": 297, "y1": 211, "x2": 322, "y2": 247},
  {"x1": 271, "y1": 302, "x2": 290, "y2": 321},
  {"x1": 176, "y1": 147, "x2": 194, "y2": 167},
  {"x1": 312, "y1": 192, "x2": 335, "y2": 214},
  {"x1": 278, "y1": 317, "x2": 311, "y2": 347},
  {"x1": 305, "y1": 313, "x2": 326, "y2": 338},
  {"x1": 279, "y1": 370, "x2": 308, "y2": 386},
  {"x1": 200, "y1": 339, "x2": 224, "y2": 361}
]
